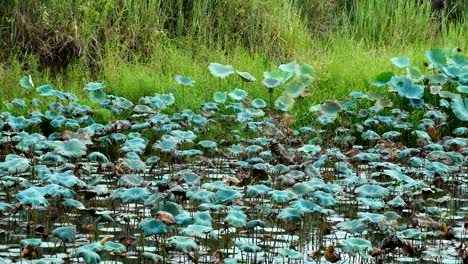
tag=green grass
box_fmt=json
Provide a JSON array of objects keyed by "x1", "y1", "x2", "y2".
[{"x1": 0, "y1": 0, "x2": 466, "y2": 124}]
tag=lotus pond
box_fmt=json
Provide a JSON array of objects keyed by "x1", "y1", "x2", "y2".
[{"x1": 0, "y1": 49, "x2": 467, "y2": 263}]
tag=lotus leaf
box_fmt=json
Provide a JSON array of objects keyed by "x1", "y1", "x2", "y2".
[
  {"x1": 209, "y1": 63, "x2": 234, "y2": 78},
  {"x1": 175, "y1": 75, "x2": 195, "y2": 86},
  {"x1": 277, "y1": 207, "x2": 304, "y2": 222},
  {"x1": 167, "y1": 236, "x2": 198, "y2": 253},
  {"x1": 52, "y1": 225, "x2": 76, "y2": 243},
  {"x1": 235, "y1": 241, "x2": 262, "y2": 253},
  {"x1": 279, "y1": 248, "x2": 303, "y2": 260},
  {"x1": 236, "y1": 70, "x2": 256, "y2": 82},
  {"x1": 103, "y1": 241, "x2": 126, "y2": 253},
  {"x1": 355, "y1": 184, "x2": 389, "y2": 198},
  {"x1": 140, "y1": 219, "x2": 168, "y2": 236}
]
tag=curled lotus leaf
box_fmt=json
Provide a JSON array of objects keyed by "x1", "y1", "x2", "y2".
[
  {"x1": 320, "y1": 100, "x2": 342, "y2": 116},
  {"x1": 167, "y1": 236, "x2": 198, "y2": 253},
  {"x1": 236, "y1": 70, "x2": 256, "y2": 82},
  {"x1": 175, "y1": 75, "x2": 195, "y2": 86},
  {"x1": 262, "y1": 77, "x2": 281, "y2": 88},
  {"x1": 52, "y1": 225, "x2": 76, "y2": 243},
  {"x1": 235, "y1": 241, "x2": 262, "y2": 253},
  {"x1": 20, "y1": 238, "x2": 42, "y2": 247},
  {"x1": 355, "y1": 184, "x2": 389, "y2": 199},
  {"x1": 208, "y1": 63, "x2": 234, "y2": 78},
  {"x1": 140, "y1": 219, "x2": 168, "y2": 236},
  {"x1": 277, "y1": 207, "x2": 304, "y2": 222},
  {"x1": 103, "y1": 242, "x2": 126, "y2": 253},
  {"x1": 341, "y1": 238, "x2": 372, "y2": 254}
]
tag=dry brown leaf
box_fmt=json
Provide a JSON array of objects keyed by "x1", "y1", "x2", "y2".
[{"x1": 155, "y1": 211, "x2": 175, "y2": 224}]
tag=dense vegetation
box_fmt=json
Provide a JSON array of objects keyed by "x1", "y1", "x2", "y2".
[{"x1": 0, "y1": 1, "x2": 467, "y2": 263}]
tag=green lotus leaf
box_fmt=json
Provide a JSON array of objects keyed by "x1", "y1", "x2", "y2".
[
  {"x1": 95, "y1": 213, "x2": 115, "y2": 224},
  {"x1": 226, "y1": 207, "x2": 247, "y2": 227},
  {"x1": 284, "y1": 75, "x2": 312, "y2": 98},
  {"x1": 84, "y1": 82, "x2": 105, "y2": 91},
  {"x1": 279, "y1": 248, "x2": 303, "y2": 260},
  {"x1": 21, "y1": 238, "x2": 42, "y2": 247},
  {"x1": 367, "y1": 91, "x2": 387, "y2": 101},
  {"x1": 180, "y1": 224, "x2": 212, "y2": 237},
  {"x1": 167, "y1": 236, "x2": 198, "y2": 253},
  {"x1": 235, "y1": 241, "x2": 262, "y2": 253},
  {"x1": 236, "y1": 70, "x2": 256, "y2": 82},
  {"x1": 262, "y1": 77, "x2": 282, "y2": 88},
  {"x1": 157, "y1": 201, "x2": 184, "y2": 216},
  {"x1": 453, "y1": 126, "x2": 467, "y2": 135},
  {"x1": 425, "y1": 48, "x2": 447, "y2": 68},
  {"x1": 406, "y1": 66, "x2": 423, "y2": 81},
  {"x1": 277, "y1": 207, "x2": 304, "y2": 222},
  {"x1": 264, "y1": 69, "x2": 294, "y2": 83},
  {"x1": 388, "y1": 196, "x2": 406, "y2": 207},
  {"x1": 52, "y1": 225, "x2": 76, "y2": 243},
  {"x1": 20, "y1": 75, "x2": 34, "y2": 89},
  {"x1": 140, "y1": 219, "x2": 168, "y2": 236},
  {"x1": 275, "y1": 95, "x2": 295, "y2": 111},
  {"x1": 118, "y1": 174, "x2": 145, "y2": 187},
  {"x1": 296, "y1": 63, "x2": 315, "y2": 76},
  {"x1": 213, "y1": 92, "x2": 227, "y2": 103},
  {"x1": 355, "y1": 184, "x2": 389, "y2": 198},
  {"x1": 215, "y1": 188, "x2": 241, "y2": 203},
  {"x1": 426, "y1": 74, "x2": 447, "y2": 84},
  {"x1": 362, "y1": 130, "x2": 380, "y2": 141},
  {"x1": 246, "y1": 219, "x2": 268, "y2": 229},
  {"x1": 290, "y1": 198, "x2": 323, "y2": 213},
  {"x1": 279, "y1": 61, "x2": 297, "y2": 72},
  {"x1": 61, "y1": 198, "x2": 86, "y2": 210},
  {"x1": 0, "y1": 154, "x2": 30, "y2": 174},
  {"x1": 103, "y1": 241, "x2": 126, "y2": 253},
  {"x1": 11, "y1": 98, "x2": 26, "y2": 109},
  {"x1": 357, "y1": 198, "x2": 386, "y2": 209},
  {"x1": 382, "y1": 131, "x2": 401, "y2": 139},
  {"x1": 246, "y1": 184, "x2": 272, "y2": 197},
  {"x1": 336, "y1": 219, "x2": 368, "y2": 233},
  {"x1": 53, "y1": 139, "x2": 87, "y2": 158},
  {"x1": 175, "y1": 75, "x2": 195, "y2": 86},
  {"x1": 270, "y1": 190, "x2": 296, "y2": 202},
  {"x1": 88, "y1": 90, "x2": 107, "y2": 101},
  {"x1": 297, "y1": 144, "x2": 321, "y2": 155},
  {"x1": 188, "y1": 190, "x2": 215, "y2": 203},
  {"x1": 209, "y1": 63, "x2": 234, "y2": 78},
  {"x1": 228, "y1": 88, "x2": 248, "y2": 101},
  {"x1": 391, "y1": 56, "x2": 411, "y2": 68},
  {"x1": 320, "y1": 100, "x2": 342, "y2": 116},
  {"x1": 451, "y1": 97, "x2": 468, "y2": 121},
  {"x1": 391, "y1": 76, "x2": 423, "y2": 99},
  {"x1": 342, "y1": 238, "x2": 372, "y2": 253},
  {"x1": 134, "y1": 104, "x2": 156, "y2": 114},
  {"x1": 193, "y1": 211, "x2": 212, "y2": 227},
  {"x1": 371, "y1": 72, "x2": 394, "y2": 86}
]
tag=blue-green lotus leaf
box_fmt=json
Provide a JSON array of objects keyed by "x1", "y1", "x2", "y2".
[
  {"x1": 103, "y1": 241, "x2": 126, "y2": 253},
  {"x1": 296, "y1": 63, "x2": 314, "y2": 76},
  {"x1": 187, "y1": 190, "x2": 215, "y2": 203},
  {"x1": 134, "y1": 105, "x2": 156, "y2": 114},
  {"x1": 383, "y1": 169, "x2": 416, "y2": 183},
  {"x1": 349, "y1": 91, "x2": 368, "y2": 99},
  {"x1": 388, "y1": 196, "x2": 406, "y2": 207},
  {"x1": 235, "y1": 241, "x2": 262, "y2": 253},
  {"x1": 0, "y1": 154, "x2": 30, "y2": 174},
  {"x1": 193, "y1": 211, "x2": 212, "y2": 227},
  {"x1": 36, "y1": 85, "x2": 54, "y2": 96},
  {"x1": 209, "y1": 63, "x2": 234, "y2": 78},
  {"x1": 78, "y1": 250, "x2": 101, "y2": 264},
  {"x1": 279, "y1": 61, "x2": 298, "y2": 72},
  {"x1": 342, "y1": 238, "x2": 372, "y2": 254},
  {"x1": 143, "y1": 193, "x2": 164, "y2": 206},
  {"x1": 123, "y1": 158, "x2": 146, "y2": 172},
  {"x1": 167, "y1": 236, "x2": 198, "y2": 253},
  {"x1": 175, "y1": 75, "x2": 195, "y2": 86},
  {"x1": 391, "y1": 56, "x2": 411, "y2": 68},
  {"x1": 408, "y1": 157, "x2": 423, "y2": 167},
  {"x1": 118, "y1": 174, "x2": 145, "y2": 187},
  {"x1": 20, "y1": 75, "x2": 34, "y2": 89},
  {"x1": 357, "y1": 198, "x2": 386, "y2": 209},
  {"x1": 382, "y1": 131, "x2": 401, "y2": 139},
  {"x1": 397, "y1": 228, "x2": 436, "y2": 239},
  {"x1": 264, "y1": 69, "x2": 294, "y2": 83},
  {"x1": 279, "y1": 248, "x2": 303, "y2": 260},
  {"x1": 0, "y1": 202, "x2": 13, "y2": 212},
  {"x1": 140, "y1": 219, "x2": 168, "y2": 236},
  {"x1": 43, "y1": 172, "x2": 86, "y2": 188},
  {"x1": 277, "y1": 207, "x2": 304, "y2": 222},
  {"x1": 236, "y1": 70, "x2": 256, "y2": 82},
  {"x1": 141, "y1": 93, "x2": 175, "y2": 109},
  {"x1": 297, "y1": 144, "x2": 321, "y2": 155},
  {"x1": 88, "y1": 152, "x2": 109, "y2": 163},
  {"x1": 61, "y1": 198, "x2": 85, "y2": 210},
  {"x1": 358, "y1": 212, "x2": 386, "y2": 223},
  {"x1": 391, "y1": 76, "x2": 424, "y2": 99},
  {"x1": 228, "y1": 88, "x2": 248, "y2": 101},
  {"x1": 362, "y1": 130, "x2": 380, "y2": 141},
  {"x1": 180, "y1": 224, "x2": 212, "y2": 237},
  {"x1": 275, "y1": 95, "x2": 295, "y2": 112},
  {"x1": 215, "y1": 188, "x2": 241, "y2": 203},
  {"x1": 450, "y1": 97, "x2": 468, "y2": 121},
  {"x1": 425, "y1": 48, "x2": 447, "y2": 68},
  {"x1": 355, "y1": 184, "x2": 389, "y2": 198},
  {"x1": 371, "y1": 72, "x2": 394, "y2": 86},
  {"x1": 290, "y1": 198, "x2": 323, "y2": 213},
  {"x1": 452, "y1": 126, "x2": 467, "y2": 135},
  {"x1": 6, "y1": 115, "x2": 29, "y2": 130},
  {"x1": 52, "y1": 225, "x2": 76, "y2": 243},
  {"x1": 246, "y1": 220, "x2": 267, "y2": 229},
  {"x1": 251, "y1": 98, "x2": 267, "y2": 108},
  {"x1": 11, "y1": 98, "x2": 26, "y2": 109},
  {"x1": 311, "y1": 191, "x2": 336, "y2": 206},
  {"x1": 213, "y1": 92, "x2": 227, "y2": 104},
  {"x1": 408, "y1": 98, "x2": 425, "y2": 108},
  {"x1": 197, "y1": 140, "x2": 217, "y2": 149},
  {"x1": 367, "y1": 91, "x2": 388, "y2": 101},
  {"x1": 316, "y1": 114, "x2": 335, "y2": 125},
  {"x1": 16, "y1": 187, "x2": 49, "y2": 207},
  {"x1": 336, "y1": 219, "x2": 368, "y2": 233},
  {"x1": 84, "y1": 82, "x2": 105, "y2": 91},
  {"x1": 88, "y1": 90, "x2": 107, "y2": 101},
  {"x1": 121, "y1": 137, "x2": 148, "y2": 153},
  {"x1": 456, "y1": 85, "x2": 468, "y2": 93},
  {"x1": 284, "y1": 75, "x2": 312, "y2": 98},
  {"x1": 21, "y1": 238, "x2": 42, "y2": 247},
  {"x1": 53, "y1": 139, "x2": 87, "y2": 158},
  {"x1": 50, "y1": 115, "x2": 67, "y2": 127},
  {"x1": 120, "y1": 187, "x2": 150, "y2": 203},
  {"x1": 320, "y1": 100, "x2": 342, "y2": 116},
  {"x1": 262, "y1": 77, "x2": 282, "y2": 88},
  {"x1": 269, "y1": 190, "x2": 296, "y2": 202},
  {"x1": 171, "y1": 130, "x2": 196, "y2": 141},
  {"x1": 174, "y1": 213, "x2": 193, "y2": 225},
  {"x1": 157, "y1": 201, "x2": 184, "y2": 216},
  {"x1": 226, "y1": 207, "x2": 247, "y2": 227},
  {"x1": 246, "y1": 184, "x2": 272, "y2": 197}
]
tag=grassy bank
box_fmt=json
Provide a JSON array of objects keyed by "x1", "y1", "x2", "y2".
[{"x1": 0, "y1": 0, "x2": 466, "y2": 121}]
